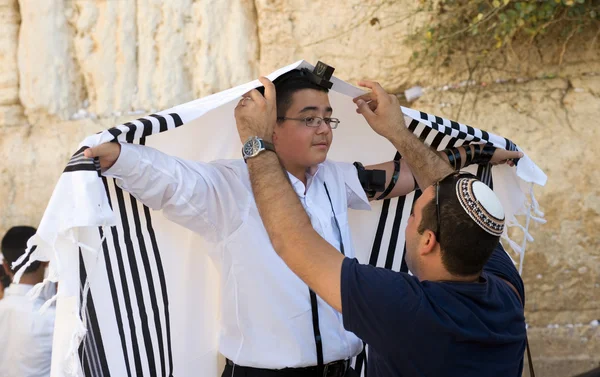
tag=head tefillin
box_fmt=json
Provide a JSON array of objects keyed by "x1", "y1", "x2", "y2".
[{"x1": 258, "y1": 61, "x2": 387, "y2": 198}]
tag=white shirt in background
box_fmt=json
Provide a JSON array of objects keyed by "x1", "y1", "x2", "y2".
[{"x1": 0, "y1": 283, "x2": 56, "y2": 377}]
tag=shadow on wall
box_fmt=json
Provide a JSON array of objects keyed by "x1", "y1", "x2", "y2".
[{"x1": 575, "y1": 367, "x2": 600, "y2": 377}]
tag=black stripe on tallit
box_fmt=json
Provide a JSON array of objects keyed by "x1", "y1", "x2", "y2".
[
  {"x1": 368, "y1": 199, "x2": 391, "y2": 266},
  {"x1": 108, "y1": 127, "x2": 123, "y2": 140},
  {"x1": 480, "y1": 130, "x2": 490, "y2": 142},
  {"x1": 417, "y1": 125, "x2": 432, "y2": 142},
  {"x1": 408, "y1": 119, "x2": 420, "y2": 133},
  {"x1": 100, "y1": 176, "x2": 133, "y2": 377},
  {"x1": 78, "y1": 249, "x2": 111, "y2": 377},
  {"x1": 128, "y1": 194, "x2": 163, "y2": 377},
  {"x1": 124, "y1": 122, "x2": 137, "y2": 143},
  {"x1": 430, "y1": 132, "x2": 446, "y2": 151},
  {"x1": 112, "y1": 182, "x2": 144, "y2": 376},
  {"x1": 149, "y1": 114, "x2": 168, "y2": 133},
  {"x1": 384, "y1": 195, "x2": 407, "y2": 270},
  {"x1": 71, "y1": 146, "x2": 89, "y2": 157},
  {"x1": 138, "y1": 118, "x2": 154, "y2": 139},
  {"x1": 169, "y1": 113, "x2": 184, "y2": 128},
  {"x1": 64, "y1": 164, "x2": 98, "y2": 173},
  {"x1": 139, "y1": 136, "x2": 175, "y2": 376},
  {"x1": 115, "y1": 184, "x2": 158, "y2": 377}
]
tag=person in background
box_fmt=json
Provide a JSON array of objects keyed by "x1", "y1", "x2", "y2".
[{"x1": 0, "y1": 226, "x2": 56, "y2": 377}]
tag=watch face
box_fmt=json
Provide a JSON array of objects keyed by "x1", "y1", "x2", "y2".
[{"x1": 243, "y1": 137, "x2": 261, "y2": 157}]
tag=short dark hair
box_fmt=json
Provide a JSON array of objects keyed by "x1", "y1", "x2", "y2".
[
  {"x1": 272, "y1": 69, "x2": 329, "y2": 117},
  {"x1": 1, "y1": 226, "x2": 40, "y2": 274},
  {"x1": 417, "y1": 175, "x2": 500, "y2": 276}
]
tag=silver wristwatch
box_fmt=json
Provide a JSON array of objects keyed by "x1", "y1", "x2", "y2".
[{"x1": 242, "y1": 136, "x2": 275, "y2": 160}]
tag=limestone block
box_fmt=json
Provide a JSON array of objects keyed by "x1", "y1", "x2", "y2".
[
  {"x1": 524, "y1": 325, "x2": 600, "y2": 377},
  {"x1": 69, "y1": 0, "x2": 137, "y2": 116},
  {"x1": 17, "y1": 0, "x2": 84, "y2": 120},
  {"x1": 135, "y1": 0, "x2": 195, "y2": 111},
  {"x1": 192, "y1": 0, "x2": 259, "y2": 96},
  {"x1": 254, "y1": 0, "x2": 420, "y2": 92},
  {"x1": 0, "y1": 104, "x2": 25, "y2": 125},
  {"x1": 0, "y1": 0, "x2": 20, "y2": 107},
  {"x1": 134, "y1": 0, "x2": 260, "y2": 110}
]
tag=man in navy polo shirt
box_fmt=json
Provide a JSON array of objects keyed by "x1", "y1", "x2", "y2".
[{"x1": 235, "y1": 77, "x2": 527, "y2": 377}]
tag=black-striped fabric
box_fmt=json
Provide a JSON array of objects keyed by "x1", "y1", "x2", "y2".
[
  {"x1": 78, "y1": 106, "x2": 516, "y2": 377},
  {"x1": 77, "y1": 138, "x2": 175, "y2": 377}
]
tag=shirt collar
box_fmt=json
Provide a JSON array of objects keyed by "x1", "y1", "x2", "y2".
[{"x1": 287, "y1": 163, "x2": 324, "y2": 196}]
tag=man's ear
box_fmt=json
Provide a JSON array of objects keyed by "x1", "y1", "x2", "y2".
[{"x1": 420, "y1": 230, "x2": 438, "y2": 256}]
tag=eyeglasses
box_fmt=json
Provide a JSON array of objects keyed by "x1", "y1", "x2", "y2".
[{"x1": 277, "y1": 116, "x2": 340, "y2": 129}]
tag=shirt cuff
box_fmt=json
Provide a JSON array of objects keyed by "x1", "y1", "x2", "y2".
[{"x1": 103, "y1": 143, "x2": 139, "y2": 178}]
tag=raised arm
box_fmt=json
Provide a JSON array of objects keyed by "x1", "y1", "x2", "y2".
[
  {"x1": 365, "y1": 145, "x2": 522, "y2": 200},
  {"x1": 356, "y1": 83, "x2": 522, "y2": 198},
  {"x1": 84, "y1": 141, "x2": 246, "y2": 241}
]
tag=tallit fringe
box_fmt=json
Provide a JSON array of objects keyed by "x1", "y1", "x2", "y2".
[
  {"x1": 62, "y1": 228, "x2": 106, "y2": 377},
  {"x1": 503, "y1": 183, "x2": 546, "y2": 274}
]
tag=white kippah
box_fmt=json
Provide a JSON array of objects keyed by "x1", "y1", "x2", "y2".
[{"x1": 455, "y1": 178, "x2": 505, "y2": 236}]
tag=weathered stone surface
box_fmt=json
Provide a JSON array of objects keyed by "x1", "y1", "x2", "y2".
[
  {"x1": 17, "y1": 0, "x2": 84, "y2": 121},
  {"x1": 524, "y1": 325, "x2": 600, "y2": 377},
  {"x1": 0, "y1": 1, "x2": 599, "y2": 375},
  {"x1": 255, "y1": 0, "x2": 421, "y2": 92},
  {"x1": 0, "y1": 0, "x2": 20, "y2": 111}
]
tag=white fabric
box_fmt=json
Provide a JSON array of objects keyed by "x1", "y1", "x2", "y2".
[
  {"x1": 19, "y1": 60, "x2": 546, "y2": 377},
  {"x1": 0, "y1": 283, "x2": 56, "y2": 377},
  {"x1": 103, "y1": 143, "x2": 369, "y2": 368}
]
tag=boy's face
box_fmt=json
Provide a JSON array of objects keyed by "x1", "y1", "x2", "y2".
[{"x1": 273, "y1": 89, "x2": 334, "y2": 169}]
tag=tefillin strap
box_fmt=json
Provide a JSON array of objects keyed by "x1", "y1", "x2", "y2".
[{"x1": 308, "y1": 182, "x2": 346, "y2": 374}]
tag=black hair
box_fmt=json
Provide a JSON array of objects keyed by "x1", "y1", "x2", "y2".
[
  {"x1": 417, "y1": 175, "x2": 500, "y2": 276},
  {"x1": 1, "y1": 226, "x2": 40, "y2": 274},
  {"x1": 259, "y1": 69, "x2": 330, "y2": 118}
]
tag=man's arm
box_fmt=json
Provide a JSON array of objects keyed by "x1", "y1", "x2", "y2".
[
  {"x1": 235, "y1": 78, "x2": 345, "y2": 312},
  {"x1": 365, "y1": 146, "x2": 522, "y2": 200},
  {"x1": 247, "y1": 154, "x2": 345, "y2": 311},
  {"x1": 350, "y1": 84, "x2": 451, "y2": 189},
  {"x1": 84, "y1": 142, "x2": 246, "y2": 241}
]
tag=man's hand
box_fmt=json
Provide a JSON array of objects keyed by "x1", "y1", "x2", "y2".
[
  {"x1": 83, "y1": 142, "x2": 121, "y2": 172},
  {"x1": 353, "y1": 80, "x2": 404, "y2": 139},
  {"x1": 490, "y1": 148, "x2": 523, "y2": 167},
  {"x1": 234, "y1": 77, "x2": 277, "y2": 143}
]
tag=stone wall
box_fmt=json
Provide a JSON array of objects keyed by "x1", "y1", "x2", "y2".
[{"x1": 0, "y1": 1, "x2": 598, "y2": 375}]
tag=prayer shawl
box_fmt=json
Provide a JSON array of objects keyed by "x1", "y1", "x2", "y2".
[{"x1": 19, "y1": 60, "x2": 546, "y2": 377}]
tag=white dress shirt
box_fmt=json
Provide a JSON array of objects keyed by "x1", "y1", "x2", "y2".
[
  {"x1": 0, "y1": 284, "x2": 56, "y2": 377},
  {"x1": 104, "y1": 143, "x2": 371, "y2": 369}
]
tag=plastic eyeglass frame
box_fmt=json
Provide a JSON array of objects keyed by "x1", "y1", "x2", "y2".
[{"x1": 277, "y1": 116, "x2": 340, "y2": 129}]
